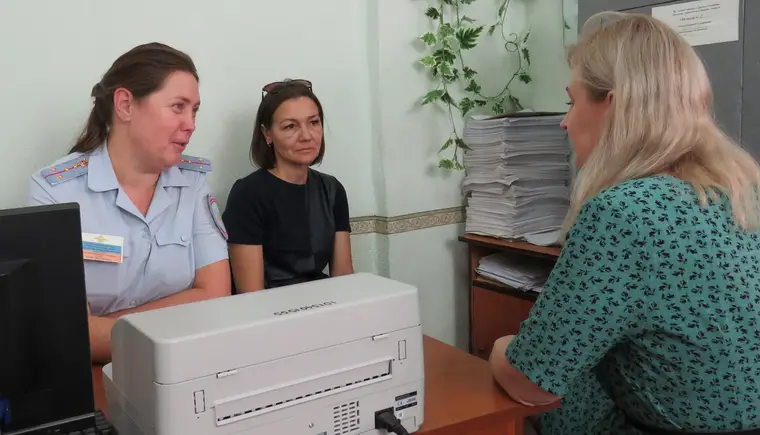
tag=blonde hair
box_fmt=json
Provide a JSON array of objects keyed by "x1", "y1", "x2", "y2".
[{"x1": 560, "y1": 11, "x2": 760, "y2": 241}]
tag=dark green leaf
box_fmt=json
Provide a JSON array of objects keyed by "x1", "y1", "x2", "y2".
[
  {"x1": 521, "y1": 47, "x2": 530, "y2": 66},
  {"x1": 441, "y1": 92, "x2": 458, "y2": 107},
  {"x1": 464, "y1": 79, "x2": 481, "y2": 94},
  {"x1": 456, "y1": 26, "x2": 484, "y2": 50},
  {"x1": 564, "y1": 19, "x2": 571, "y2": 30},
  {"x1": 433, "y1": 48, "x2": 456, "y2": 64},
  {"x1": 461, "y1": 0, "x2": 477, "y2": 4},
  {"x1": 420, "y1": 32, "x2": 437, "y2": 46},
  {"x1": 422, "y1": 89, "x2": 445, "y2": 105},
  {"x1": 456, "y1": 138, "x2": 471, "y2": 151},
  {"x1": 438, "y1": 159, "x2": 454, "y2": 169},
  {"x1": 475, "y1": 99, "x2": 487, "y2": 106},
  {"x1": 492, "y1": 101, "x2": 505, "y2": 114},
  {"x1": 418, "y1": 55, "x2": 437, "y2": 68},
  {"x1": 461, "y1": 15, "x2": 476, "y2": 23},
  {"x1": 439, "y1": 138, "x2": 453, "y2": 152},
  {"x1": 443, "y1": 0, "x2": 455, "y2": 5},
  {"x1": 455, "y1": 161, "x2": 464, "y2": 170},
  {"x1": 488, "y1": 24, "x2": 497, "y2": 36},
  {"x1": 426, "y1": 7, "x2": 440, "y2": 19},
  {"x1": 518, "y1": 72, "x2": 532, "y2": 84},
  {"x1": 508, "y1": 95, "x2": 523, "y2": 111},
  {"x1": 497, "y1": 1, "x2": 506, "y2": 17},
  {"x1": 463, "y1": 66, "x2": 477, "y2": 79},
  {"x1": 446, "y1": 67, "x2": 460, "y2": 82},
  {"x1": 522, "y1": 30, "x2": 531, "y2": 44},
  {"x1": 460, "y1": 97, "x2": 475, "y2": 115}
]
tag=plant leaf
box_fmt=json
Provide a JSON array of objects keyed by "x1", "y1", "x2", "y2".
[
  {"x1": 425, "y1": 7, "x2": 440, "y2": 20},
  {"x1": 440, "y1": 23, "x2": 455, "y2": 37},
  {"x1": 439, "y1": 138, "x2": 453, "y2": 152},
  {"x1": 456, "y1": 26, "x2": 484, "y2": 50},
  {"x1": 456, "y1": 138, "x2": 471, "y2": 151},
  {"x1": 488, "y1": 24, "x2": 497, "y2": 36},
  {"x1": 461, "y1": 15, "x2": 476, "y2": 23},
  {"x1": 475, "y1": 99, "x2": 487, "y2": 106},
  {"x1": 461, "y1": 0, "x2": 477, "y2": 4},
  {"x1": 455, "y1": 161, "x2": 464, "y2": 170},
  {"x1": 438, "y1": 159, "x2": 454, "y2": 169},
  {"x1": 445, "y1": 35, "x2": 460, "y2": 51},
  {"x1": 460, "y1": 97, "x2": 475, "y2": 115},
  {"x1": 418, "y1": 55, "x2": 437, "y2": 68},
  {"x1": 522, "y1": 29, "x2": 531, "y2": 44},
  {"x1": 441, "y1": 92, "x2": 458, "y2": 107},
  {"x1": 508, "y1": 94, "x2": 523, "y2": 110},
  {"x1": 518, "y1": 72, "x2": 532, "y2": 84},
  {"x1": 422, "y1": 89, "x2": 445, "y2": 105},
  {"x1": 497, "y1": 1, "x2": 507, "y2": 17},
  {"x1": 464, "y1": 79, "x2": 481, "y2": 94},
  {"x1": 443, "y1": 0, "x2": 455, "y2": 5},
  {"x1": 521, "y1": 47, "x2": 530, "y2": 66},
  {"x1": 492, "y1": 101, "x2": 505, "y2": 114},
  {"x1": 433, "y1": 48, "x2": 456, "y2": 64},
  {"x1": 564, "y1": 19, "x2": 571, "y2": 30},
  {"x1": 463, "y1": 66, "x2": 477, "y2": 79},
  {"x1": 419, "y1": 32, "x2": 437, "y2": 46},
  {"x1": 438, "y1": 62, "x2": 453, "y2": 78}
]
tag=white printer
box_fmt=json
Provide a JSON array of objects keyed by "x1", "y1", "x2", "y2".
[{"x1": 102, "y1": 272, "x2": 425, "y2": 435}]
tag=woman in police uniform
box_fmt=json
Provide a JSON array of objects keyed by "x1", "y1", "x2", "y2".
[{"x1": 26, "y1": 42, "x2": 230, "y2": 364}]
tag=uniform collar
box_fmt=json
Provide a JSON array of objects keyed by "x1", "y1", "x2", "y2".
[{"x1": 87, "y1": 144, "x2": 191, "y2": 192}]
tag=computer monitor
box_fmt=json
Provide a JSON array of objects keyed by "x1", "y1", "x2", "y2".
[{"x1": 0, "y1": 203, "x2": 92, "y2": 433}]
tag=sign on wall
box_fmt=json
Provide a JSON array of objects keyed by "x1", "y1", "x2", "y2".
[{"x1": 651, "y1": 0, "x2": 740, "y2": 46}]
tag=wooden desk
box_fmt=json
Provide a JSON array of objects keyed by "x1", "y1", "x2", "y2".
[
  {"x1": 459, "y1": 233, "x2": 561, "y2": 360},
  {"x1": 92, "y1": 335, "x2": 555, "y2": 434}
]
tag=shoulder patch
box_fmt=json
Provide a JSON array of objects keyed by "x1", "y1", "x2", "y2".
[
  {"x1": 207, "y1": 193, "x2": 228, "y2": 240},
  {"x1": 40, "y1": 156, "x2": 90, "y2": 186},
  {"x1": 178, "y1": 155, "x2": 212, "y2": 173}
]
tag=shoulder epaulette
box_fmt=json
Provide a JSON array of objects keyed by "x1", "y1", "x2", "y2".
[
  {"x1": 40, "y1": 155, "x2": 90, "y2": 186},
  {"x1": 177, "y1": 155, "x2": 212, "y2": 173}
]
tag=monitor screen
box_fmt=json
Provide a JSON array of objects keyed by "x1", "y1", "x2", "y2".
[{"x1": 0, "y1": 203, "x2": 93, "y2": 433}]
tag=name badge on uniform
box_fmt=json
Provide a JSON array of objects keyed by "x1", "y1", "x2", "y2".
[{"x1": 82, "y1": 233, "x2": 124, "y2": 264}]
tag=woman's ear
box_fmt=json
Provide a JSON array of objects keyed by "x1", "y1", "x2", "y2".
[
  {"x1": 262, "y1": 124, "x2": 272, "y2": 145},
  {"x1": 113, "y1": 88, "x2": 134, "y2": 122},
  {"x1": 604, "y1": 90, "x2": 614, "y2": 107}
]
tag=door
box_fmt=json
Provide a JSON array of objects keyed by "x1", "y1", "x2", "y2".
[{"x1": 577, "y1": 0, "x2": 760, "y2": 160}]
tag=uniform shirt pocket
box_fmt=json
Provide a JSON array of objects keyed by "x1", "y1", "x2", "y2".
[
  {"x1": 83, "y1": 243, "x2": 130, "y2": 316},
  {"x1": 153, "y1": 226, "x2": 194, "y2": 291}
]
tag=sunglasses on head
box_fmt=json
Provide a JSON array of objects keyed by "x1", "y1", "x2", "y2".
[{"x1": 261, "y1": 79, "x2": 312, "y2": 98}]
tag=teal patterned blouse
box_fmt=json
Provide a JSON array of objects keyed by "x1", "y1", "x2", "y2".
[{"x1": 506, "y1": 175, "x2": 760, "y2": 434}]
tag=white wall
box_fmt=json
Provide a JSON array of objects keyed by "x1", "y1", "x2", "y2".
[
  {"x1": 0, "y1": 0, "x2": 571, "y2": 350},
  {"x1": 0, "y1": 0, "x2": 377, "y2": 217}
]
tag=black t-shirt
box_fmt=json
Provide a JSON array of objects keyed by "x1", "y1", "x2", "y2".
[{"x1": 222, "y1": 168, "x2": 351, "y2": 289}]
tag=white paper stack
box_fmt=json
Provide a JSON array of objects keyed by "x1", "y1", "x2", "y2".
[
  {"x1": 462, "y1": 112, "x2": 571, "y2": 245},
  {"x1": 476, "y1": 252, "x2": 554, "y2": 293}
]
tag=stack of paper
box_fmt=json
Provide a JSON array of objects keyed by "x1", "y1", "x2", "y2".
[
  {"x1": 476, "y1": 252, "x2": 553, "y2": 293},
  {"x1": 462, "y1": 112, "x2": 571, "y2": 245}
]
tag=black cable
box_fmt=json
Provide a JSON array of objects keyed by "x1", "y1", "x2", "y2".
[{"x1": 375, "y1": 409, "x2": 410, "y2": 435}]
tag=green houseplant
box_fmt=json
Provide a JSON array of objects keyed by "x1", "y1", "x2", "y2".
[{"x1": 417, "y1": 0, "x2": 532, "y2": 170}]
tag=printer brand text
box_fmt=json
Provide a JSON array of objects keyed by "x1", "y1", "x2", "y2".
[{"x1": 273, "y1": 301, "x2": 337, "y2": 316}]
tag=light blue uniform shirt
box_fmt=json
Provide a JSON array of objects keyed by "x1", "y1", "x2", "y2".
[{"x1": 26, "y1": 144, "x2": 229, "y2": 316}]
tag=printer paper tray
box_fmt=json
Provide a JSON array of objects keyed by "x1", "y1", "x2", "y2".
[{"x1": 214, "y1": 356, "x2": 393, "y2": 426}]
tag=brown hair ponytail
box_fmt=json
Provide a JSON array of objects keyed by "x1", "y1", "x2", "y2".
[{"x1": 69, "y1": 42, "x2": 198, "y2": 154}]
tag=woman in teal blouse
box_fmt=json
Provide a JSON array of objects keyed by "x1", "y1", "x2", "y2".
[{"x1": 490, "y1": 11, "x2": 760, "y2": 435}]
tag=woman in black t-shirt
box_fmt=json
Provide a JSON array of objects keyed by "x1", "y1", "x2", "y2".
[{"x1": 221, "y1": 79, "x2": 354, "y2": 291}]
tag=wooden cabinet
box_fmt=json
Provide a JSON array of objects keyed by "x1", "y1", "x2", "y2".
[{"x1": 459, "y1": 234, "x2": 561, "y2": 360}]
